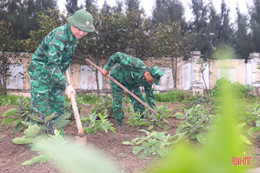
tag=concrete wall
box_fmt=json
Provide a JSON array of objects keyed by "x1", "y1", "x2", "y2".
[{"x1": 3, "y1": 52, "x2": 260, "y2": 94}]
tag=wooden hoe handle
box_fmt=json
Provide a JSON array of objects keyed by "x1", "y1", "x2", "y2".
[
  {"x1": 65, "y1": 70, "x2": 85, "y2": 138},
  {"x1": 70, "y1": 93, "x2": 85, "y2": 137}
]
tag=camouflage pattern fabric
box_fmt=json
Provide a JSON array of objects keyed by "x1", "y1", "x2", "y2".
[
  {"x1": 104, "y1": 52, "x2": 156, "y2": 126},
  {"x1": 28, "y1": 24, "x2": 79, "y2": 132}
]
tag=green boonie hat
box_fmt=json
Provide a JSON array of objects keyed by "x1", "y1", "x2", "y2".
[
  {"x1": 67, "y1": 9, "x2": 95, "y2": 32},
  {"x1": 149, "y1": 66, "x2": 164, "y2": 85}
]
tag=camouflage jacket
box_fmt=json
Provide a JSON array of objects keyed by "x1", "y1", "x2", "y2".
[
  {"x1": 28, "y1": 24, "x2": 79, "y2": 87},
  {"x1": 104, "y1": 52, "x2": 156, "y2": 108}
]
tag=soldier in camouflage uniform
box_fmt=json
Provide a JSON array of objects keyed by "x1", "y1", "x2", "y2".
[
  {"x1": 27, "y1": 9, "x2": 95, "y2": 133},
  {"x1": 101, "y1": 52, "x2": 164, "y2": 127}
]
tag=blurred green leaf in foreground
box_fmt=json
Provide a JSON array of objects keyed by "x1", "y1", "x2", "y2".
[{"x1": 34, "y1": 135, "x2": 120, "y2": 173}]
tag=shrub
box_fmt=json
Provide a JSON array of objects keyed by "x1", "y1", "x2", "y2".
[{"x1": 212, "y1": 78, "x2": 255, "y2": 99}]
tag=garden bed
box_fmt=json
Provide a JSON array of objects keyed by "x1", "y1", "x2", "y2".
[
  {"x1": 0, "y1": 103, "x2": 181, "y2": 173},
  {"x1": 0, "y1": 102, "x2": 259, "y2": 173}
]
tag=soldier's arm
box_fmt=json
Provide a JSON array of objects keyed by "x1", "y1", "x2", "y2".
[
  {"x1": 45, "y1": 34, "x2": 66, "y2": 85},
  {"x1": 144, "y1": 83, "x2": 156, "y2": 109}
]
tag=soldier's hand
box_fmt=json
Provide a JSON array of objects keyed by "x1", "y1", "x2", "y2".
[
  {"x1": 65, "y1": 85, "x2": 76, "y2": 99},
  {"x1": 101, "y1": 69, "x2": 109, "y2": 76}
]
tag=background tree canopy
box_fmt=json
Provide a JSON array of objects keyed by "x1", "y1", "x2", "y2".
[{"x1": 0, "y1": 0, "x2": 259, "y2": 60}]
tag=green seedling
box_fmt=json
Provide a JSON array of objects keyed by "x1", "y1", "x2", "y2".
[
  {"x1": 122, "y1": 129, "x2": 173, "y2": 159},
  {"x1": 81, "y1": 110, "x2": 116, "y2": 134},
  {"x1": 1, "y1": 98, "x2": 31, "y2": 132}
]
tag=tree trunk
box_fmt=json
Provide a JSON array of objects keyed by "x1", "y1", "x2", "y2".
[
  {"x1": 95, "y1": 58, "x2": 100, "y2": 97},
  {"x1": 0, "y1": 58, "x2": 8, "y2": 95},
  {"x1": 0, "y1": 70, "x2": 8, "y2": 95},
  {"x1": 171, "y1": 57, "x2": 177, "y2": 89}
]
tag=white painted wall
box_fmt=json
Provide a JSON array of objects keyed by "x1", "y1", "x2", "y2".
[
  {"x1": 80, "y1": 65, "x2": 103, "y2": 90},
  {"x1": 6, "y1": 64, "x2": 23, "y2": 90}
]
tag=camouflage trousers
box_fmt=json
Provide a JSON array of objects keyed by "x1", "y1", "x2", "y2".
[
  {"x1": 110, "y1": 80, "x2": 146, "y2": 126},
  {"x1": 29, "y1": 73, "x2": 66, "y2": 133}
]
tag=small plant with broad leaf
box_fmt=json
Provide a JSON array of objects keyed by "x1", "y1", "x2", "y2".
[
  {"x1": 1, "y1": 98, "x2": 32, "y2": 132},
  {"x1": 19, "y1": 130, "x2": 121, "y2": 173},
  {"x1": 245, "y1": 103, "x2": 260, "y2": 137},
  {"x1": 127, "y1": 111, "x2": 150, "y2": 128},
  {"x1": 0, "y1": 94, "x2": 28, "y2": 106},
  {"x1": 148, "y1": 105, "x2": 172, "y2": 130},
  {"x1": 13, "y1": 112, "x2": 71, "y2": 165},
  {"x1": 29, "y1": 112, "x2": 71, "y2": 134},
  {"x1": 13, "y1": 129, "x2": 65, "y2": 165},
  {"x1": 90, "y1": 96, "x2": 114, "y2": 117},
  {"x1": 173, "y1": 104, "x2": 215, "y2": 144},
  {"x1": 122, "y1": 129, "x2": 173, "y2": 158},
  {"x1": 81, "y1": 110, "x2": 116, "y2": 134},
  {"x1": 236, "y1": 122, "x2": 252, "y2": 145},
  {"x1": 91, "y1": 96, "x2": 130, "y2": 118}
]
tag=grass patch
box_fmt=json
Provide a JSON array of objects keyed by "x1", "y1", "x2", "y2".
[
  {"x1": 69, "y1": 93, "x2": 103, "y2": 104},
  {"x1": 154, "y1": 91, "x2": 191, "y2": 103},
  {"x1": 0, "y1": 94, "x2": 30, "y2": 106}
]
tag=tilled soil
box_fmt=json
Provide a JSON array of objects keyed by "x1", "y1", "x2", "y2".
[{"x1": 0, "y1": 103, "x2": 259, "y2": 173}]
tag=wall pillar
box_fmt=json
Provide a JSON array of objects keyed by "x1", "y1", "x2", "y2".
[
  {"x1": 246, "y1": 53, "x2": 260, "y2": 95},
  {"x1": 190, "y1": 51, "x2": 204, "y2": 94}
]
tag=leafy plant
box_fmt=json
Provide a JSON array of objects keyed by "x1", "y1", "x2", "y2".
[
  {"x1": 122, "y1": 129, "x2": 173, "y2": 159},
  {"x1": 76, "y1": 93, "x2": 102, "y2": 104},
  {"x1": 28, "y1": 112, "x2": 71, "y2": 134},
  {"x1": 173, "y1": 104, "x2": 215, "y2": 144},
  {"x1": 0, "y1": 98, "x2": 12, "y2": 105},
  {"x1": 90, "y1": 95, "x2": 130, "y2": 119},
  {"x1": 1, "y1": 98, "x2": 32, "y2": 132},
  {"x1": 0, "y1": 94, "x2": 29, "y2": 105},
  {"x1": 148, "y1": 105, "x2": 173, "y2": 130},
  {"x1": 127, "y1": 111, "x2": 150, "y2": 128},
  {"x1": 13, "y1": 129, "x2": 64, "y2": 165},
  {"x1": 184, "y1": 91, "x2": 216, "y2": 110},
  {"x1": 236, "y1": 123, "x2": 252, "y2": 145},
  {"x1": 212, "y1": 78, "x2": 255, "y2": 99},
  {"x1": 245, "y1": 103, "x2": 260, "y2": 137},
  {"x1": 127, "y1": 105, "x2": 173, "y2": 131},
  {"x1": 149, "y1": 48, "x2": 247, "y2": 173},
  {"x1": 81, "y1": 110, "x2": 116, "y2": 134},
  {"x1": 90, "y1": 96, "x2": 114, "y2": 117},
  {"x1": 25, "y1": 131, "x2": 120, "y2": 173},
  {"x1": 13, "y1": 112, "x2": 71, "y2": 164}
]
